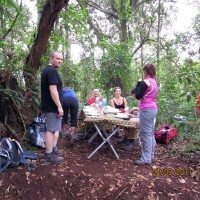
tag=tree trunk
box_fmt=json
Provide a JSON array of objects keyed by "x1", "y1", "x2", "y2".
[
  {"x1": 156, "y1": 0, "x2": 161, "y2": 69},
  {"x1": 120, "y1": 0, "x2": 128, "y2": 43},
  {"x1": 24, "y1": 0, "x2": 69, "y2": 91}
]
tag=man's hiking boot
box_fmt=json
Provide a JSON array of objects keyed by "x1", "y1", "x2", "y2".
[
  {"x1": 45, "y1": 153, "x2": 64, "y2": 163},
  {"x1": 60, "y1": 129, "x2": 70, "y2": 137},
  {"x1": 134, "y1": 160, "x2": 151, "y2": 166},
  {"x1": 52, "y1": 146, "x2": 60, "y2": 156}
]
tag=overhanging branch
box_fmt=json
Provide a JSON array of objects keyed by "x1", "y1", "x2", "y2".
[
  {"x1": 85, "y1": 0, "x2": 118, "y2": 19},
  {"x1": 1, "y1": 0, "x2": 22, "y2": 40}
]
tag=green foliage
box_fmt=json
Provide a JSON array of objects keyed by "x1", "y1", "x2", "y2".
[
  {"x1": 177, "y1": 61, "x2": 200, "y2": 98},
  {"x1": 59, "y1": 57, "x2": 97, "y2": 102},
  {"x1": 0, "y1": 0, "x2": 18, "y2": 8},
  {"x1": 126, "y1": 95, "x2": 138, "y2": 108},
  {"x1": 0, "y1": 88, "x2": 24, "y2": 107},
  {"x1": 98, "y1": 41, "x2": 133, "y2": 98},
  {"x1": 157, "y1": 93, "x2": 200, "y2": 143},
  {"x1": 0, "y1": 0, "x2": 34, "y2": 90},
  {"x1": 192, "y1": 13, "x2": 200, "y2": 36},
  {"x1": 155, "y1": 57, "x2": 200, "y2": 142},
  {"x1": 60, "y1": 3, "x2": 90, "y2": 43},
  {"x1": 182, "y1": 145, "x2": 200, "y2": 152}
]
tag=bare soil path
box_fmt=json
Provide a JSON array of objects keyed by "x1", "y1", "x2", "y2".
[{"x1": 0, "y1": 135, "x2": 199, "y2": 200}]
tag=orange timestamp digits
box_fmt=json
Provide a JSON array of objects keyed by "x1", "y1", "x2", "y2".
[{"x1": 152, "y1": 167, "x2": 200, "y2": 176}]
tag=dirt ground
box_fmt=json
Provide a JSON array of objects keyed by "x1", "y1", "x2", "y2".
[{"x1": 0, "y1": 132, "x2": 200, "y2": 200}]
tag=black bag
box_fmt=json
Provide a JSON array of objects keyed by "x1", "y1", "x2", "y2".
[
  {"x1": 0, "y1": 138, "x2": 39, "y2": 173},
  {"x1": 131, "y1": 80, "x2": 148, "y2": 100},
  {"x1": 29, "y1": 114, "x2": 46, "y2": 148}
]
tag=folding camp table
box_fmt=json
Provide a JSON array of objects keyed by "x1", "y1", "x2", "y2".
[
  {"x1": 87, "y1": 123, "x2": 120, "y2": 159},
  {"x1": 84, "y1": 113, "x2": 138, "y2": 159}
]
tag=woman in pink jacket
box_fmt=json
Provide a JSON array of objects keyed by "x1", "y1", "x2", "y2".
[{"x1": 132, "y1": 64, "x2": 158, "y2": 166}]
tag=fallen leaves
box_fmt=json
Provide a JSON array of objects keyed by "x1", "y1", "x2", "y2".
[
  {"x1": 190, "y1": 167, "x2": 200, "y2": 182},
  {"x1": 89, "y1": 178, "x2": 95, "y2": 183},
  {"x1": 0, "y1": 140, "x2": 200, "y2": 200},
  {"x1": 5, "y1": 185, "x2": 15, "y2": 194},
  {"x1": 51, "y1": 172, "x2": 57, "y2": 176},
  {"x1": 109, "y1": 184, "x2": 116, "y2": 191},
  {"x1": 25, "y1": 172, "x2": 31, "y2": 184},
  {"x1": 136, "y1": 174, "x2": 148, "y2": 181},
  {"x1": 90, "y1": 188, "x2": 95, "y2": 194},
  {"x1": 178, "y1": 178, "x2": 186, "y2": 183},
  {"x1": 129, "y1": 184, "x2": 135, "y2": 192},
  {"x1": 166, "y1": 178, "x2": 172, "y2": 183},
  {"x1": 191, "y1": 188, "x2": 200, "y2": 194},
  {"x1": 114, "y1": 186, "x2": 128, "y2": 200}
]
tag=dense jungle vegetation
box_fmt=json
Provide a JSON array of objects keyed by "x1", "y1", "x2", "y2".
[{"x1": 0, "y1": 0, "x2": 199, "y2": 151}]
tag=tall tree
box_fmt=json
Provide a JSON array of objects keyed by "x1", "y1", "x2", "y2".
[
  {"x1": 24, "y1": 0, "x2": 69, "y2": 92},
  {"x1": 156, "y1": 0, "x2": 161, "y2": 68}
]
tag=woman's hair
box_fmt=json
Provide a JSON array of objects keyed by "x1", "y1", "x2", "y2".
[
  {"x1": 114, "y1": 86, "x2": 121, "y2": 92},
  {"x1": 143, "y1": 64, "x2": 156, "y2": 78}
]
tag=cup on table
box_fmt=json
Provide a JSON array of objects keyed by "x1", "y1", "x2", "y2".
[
  {"x1": 104, "y1": 110, "x2": 111, "y2": 118},
  {"x1": 105, "y1": 113, "x2": 111, "y2": 118}
]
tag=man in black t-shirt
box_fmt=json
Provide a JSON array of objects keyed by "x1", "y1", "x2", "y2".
[{"x1": 41, "y1": 51, "x2": 64, "y2": 163}]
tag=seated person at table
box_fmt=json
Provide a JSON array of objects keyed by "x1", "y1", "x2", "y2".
[
  {"x1": 130, "y1": 107, "x2": 139, "y2": 117},
  {"x1": 87, "y1": 88, "x2": 102, "y2": 107},
  {"x1": 110, "y1": 87, "x2": 128, "y2": 113},
  {"x1": 110, "y1": 87, "x2": 128, "y2": 138},
  {"x1": 119, "y1": 89, "x2": 140, "y2": 151}
]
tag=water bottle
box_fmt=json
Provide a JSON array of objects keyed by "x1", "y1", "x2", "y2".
[
  {"x1": 180, "y1": 116, "x2": 189, "y2": 120},
  {"x1": 95, "y1": 97, "x2": 100, "y2": 108},
  {"x1": 29, "y1": 127, "x2": 34, "y2": 135},
  {"x1": 174, "y1": 114, "x2": 188, "y2": 120},
  {"x1": 36, "y1": 134, "x2": 45, "y2": 148},
  {"x1": 102, "y1": 97, "x2": 107, "y2": 107}
]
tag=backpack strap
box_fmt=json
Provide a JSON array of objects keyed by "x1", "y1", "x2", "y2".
[
  {"x1": 11, "y1": 140, "x2": 32, "y2": 165},
  {"x1": 22, "y1": 149, "x2": 39, "y2": 160},
  {"x1": 1, "y1": 138, "x2": 13, "y2": 151},
  {"x1": 0, "y1": 149, "x2": 11, "y2": 173},
  {"x1": 8, "y1": 140, "x2": 22, "y2": 167},
  {"x1": 11, "y1": 141, "x2": 38, "y2": 171},
  {"x1": 0, "y1": 138, "x2": 13, "y2": 173}
]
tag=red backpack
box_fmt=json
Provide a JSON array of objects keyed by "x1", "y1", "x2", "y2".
[{"x1": 154, "y1": 125, "x2": 178, "y2": 144}]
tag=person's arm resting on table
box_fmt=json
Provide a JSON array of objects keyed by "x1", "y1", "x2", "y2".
[{"x1": 124, "y1": 98, "x2": 128, "y2": 108}]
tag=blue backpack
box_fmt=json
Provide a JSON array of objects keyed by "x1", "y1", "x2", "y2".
[
  {"x1": 29, "y1": 115, "x2": 46, "y2": 148},
  {"x1": 0, "y1": 138, "x2": 39, "y2": 173}
]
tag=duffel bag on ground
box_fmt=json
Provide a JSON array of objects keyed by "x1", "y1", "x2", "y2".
[{"x1": 154, "y1": 125, "x2": 178, "y2": 144}]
